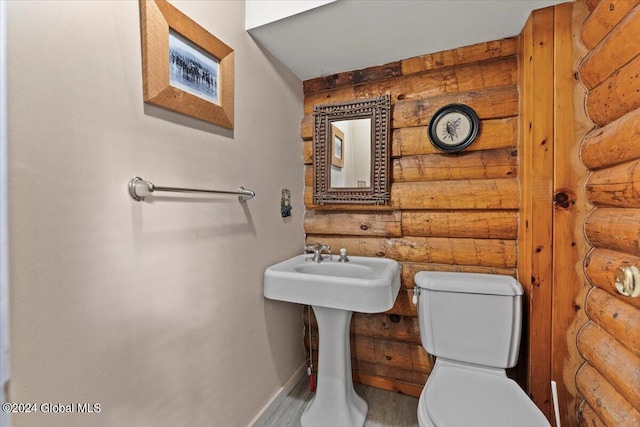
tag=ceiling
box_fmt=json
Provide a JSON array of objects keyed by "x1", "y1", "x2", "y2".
[{"x1": 247, "y1": 0, "x2": 572, "y2": 81}]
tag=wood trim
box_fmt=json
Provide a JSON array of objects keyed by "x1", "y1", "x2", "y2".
[
  {"x1": 518, "y1": 7, "x2": 555, "y2": 418},
  {"x1": 552, "y1": 3, "x2": 591, "y2": 426}
]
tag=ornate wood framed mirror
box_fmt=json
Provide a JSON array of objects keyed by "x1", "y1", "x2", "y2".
[{"x1": 313, "y1": 95, "x2": 391, "y2": 205}]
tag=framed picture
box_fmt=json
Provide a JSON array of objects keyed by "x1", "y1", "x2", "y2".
[
  {"x1": 139, "y1": 0, "x2": 234, "y2": 129},
  {"x1": 331, "y1": 124, "x2": 345, "y2": 168},
  {"x1": 428, "y1": 104, "x2": 479, "y2": 153}
]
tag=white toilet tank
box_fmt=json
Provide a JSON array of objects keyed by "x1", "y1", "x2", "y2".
[{"x1": 415, "y1": 271, "x2": 523, "y2": 369}]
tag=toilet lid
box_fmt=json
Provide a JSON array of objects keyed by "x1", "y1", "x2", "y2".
[{"x1": 424, "y1": 364, "x2": 550, "y2": 427}]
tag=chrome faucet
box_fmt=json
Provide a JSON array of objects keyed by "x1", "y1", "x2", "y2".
[{"x1": 304, "y1": 243, "x2": 332, "y2": 263}]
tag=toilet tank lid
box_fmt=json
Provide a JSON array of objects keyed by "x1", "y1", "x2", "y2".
[{"x1": 415, "y1": 271, "x2": 523, "y2": 296}]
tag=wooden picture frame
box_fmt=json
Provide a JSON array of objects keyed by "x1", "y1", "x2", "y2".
[
  {"x1": 330, "y1": 124, "x2": 345, "y2": 168},
  {"x1": 139, "y1": 0, "x2": 234, "y2": 129}
]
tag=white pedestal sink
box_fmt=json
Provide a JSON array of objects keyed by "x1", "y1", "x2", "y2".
[{"x1": 264, "y1": 254, "x2": 401, "y2": 427}]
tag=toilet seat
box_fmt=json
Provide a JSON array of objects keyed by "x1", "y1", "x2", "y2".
[{"x1": 419, "y1": 361, "x2": 550, "y2": 427}]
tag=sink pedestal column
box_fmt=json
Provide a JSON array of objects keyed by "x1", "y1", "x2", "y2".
[{"x1": 301, "y1": 305, "x2": 367, "y2": 427}]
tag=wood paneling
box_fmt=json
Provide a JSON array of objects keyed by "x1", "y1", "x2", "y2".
[
  {"x1": 578, "y1": 3, "x2": 640, "y2": 426},
  {"x1": 302, "y1": 32, "x2": 522, "y2": 398}
]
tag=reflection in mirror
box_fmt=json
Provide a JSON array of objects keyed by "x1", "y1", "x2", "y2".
[
  {"x1": 330, "y1": 119, "x2": 371, "y2": 188},
  {"x1": 313, "y1": 95, "x2": 390, "y2": 205}
]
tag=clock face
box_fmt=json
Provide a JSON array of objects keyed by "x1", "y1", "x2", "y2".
[{"x1": 428, "y1": 104, "x2": 479, "y2": 153}]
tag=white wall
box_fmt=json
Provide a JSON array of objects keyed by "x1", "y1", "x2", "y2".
[
  {"x1": 6, "y1": 1, "x2": 305, "y2": 426},
  {"x1": 245, "y1": 0, "x2": 335, "y2": 30}
]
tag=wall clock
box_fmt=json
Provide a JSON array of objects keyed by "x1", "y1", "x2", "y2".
[{"x1": 428, "y1": 104, "x2": 480, "y2": 153}]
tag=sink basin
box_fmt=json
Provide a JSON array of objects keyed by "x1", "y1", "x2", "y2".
[{"x1": 264, "y1": 254, "x2": 401, "y2": 313}]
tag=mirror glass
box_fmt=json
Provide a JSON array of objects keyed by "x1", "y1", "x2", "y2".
[
  {"x1": 313, "y1": 95, "x2": 390, "y2": 205},
  {"x1": 330, "y1": 119, "x2": 372, "y2": 188}
]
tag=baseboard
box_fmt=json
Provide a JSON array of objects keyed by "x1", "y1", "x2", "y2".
[{"x1": 249, "y1": 362, "x2": 308, "y2": 427}]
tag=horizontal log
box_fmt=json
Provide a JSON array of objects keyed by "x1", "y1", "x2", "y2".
[
  {"x1": 303, "y1": 57, "x2": 517, "y2": 115},
  {"x1": 305, "y1": 235, "x2": 517, "y2": 267},
  {"x1": 302, "y1": 140, "x2": 313, "y2": 164},
  {"x1": 391, "y1": 179, "x2": 519, "y2": 210},
  {"x1": 581, "y1": 107, "x2": 640, "y2": 170},
  {"x1": 580, "y1": 5, "x2": 640, "y2": 90},
  {"x1": 401, "y1": 37, "x2": 518, "y2": 75},
  {"x1": 392, "y1": 149, "x2": 517, "y2": 183},
  {"x1": 306, "y1": 331, "x2": 430, "y2": 372},
  {"x1": 577, "y1": 322, "x2": 640, "y2": 412},
  {"x1": 401, "y1": 210, "x2": 517, "y2": 239},
  {"x1": 391, "y1": 117, "x2": 518, "y2": 158},
  {"x1": 393, "y1": 86, "x2": 518, "y2": 128},
  {"x1": 586, "y1": 53, "x2": 640, "y2": 127},
  {"x1": 401, "y1": 262, "x2": 517, "y2": 289},
  {"x1": 584, "y1": 249, "x2": 640, "y2": 309},
  {"x1": 304, "y1": 165, "x2": 312, "y2": 186},
  {"x1": 304, "y1": 310, "x2": 421, "y2": 344},
  {"x1": 302, "y1": 116, "x2": 518, "y2": 157},
  {"x1": 352, "y1": 371, "x2": 423, "y2": 398},
  {"x1": 300, "y1": 114, "x2": 313, "y2": 140},
  {"x1": 304, "y1": 210, "x2": 402, "y2": 237},
  {"x1": 351, "y1": 359, "x2": 428, "y2": 385},
  {"x1": 386, "y1": 290, "x2": 418, "y2": 317},
  {"x1": 303, "y1": 61, "x2": 402, "y2": 94},
  {"x1": 393, "y1": 56, "x2": 517, "y2": 103},
  {"x1": 580, "y1": 0, "x2": 640, "y2": 51},
  {"x1": 576, "y1": 363, "x2": 640, "y2": 427},
  {"x1": 586, "y1": 159, "x2": 640, "y2": 207},
  {"x1": 585, "y1": 208, "x2": 640, "y2": 256},
  {"x1": 304, "y1": 187, "x2": 394, "y2": 211},
  {"x1": 586, "y1": 288, "x2": 640, "y2": 357},
  {"x1": 310, "y1": 356, "x2": 428, "y2": 393},
  {"x1": 578, "y1": 401, "x2": 607, "y2": 427},
  {"x1": 585, "y1": 0, "x2": 602, "y2": 13}
]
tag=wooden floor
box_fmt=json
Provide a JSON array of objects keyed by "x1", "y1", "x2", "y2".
[{"x1": 263, "y1": 376, "x2": 420, "y2": 427}]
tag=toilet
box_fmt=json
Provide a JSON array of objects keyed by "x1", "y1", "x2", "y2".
[{"x1": 414, "y1": 271, "x2": 551, "y2": 427}]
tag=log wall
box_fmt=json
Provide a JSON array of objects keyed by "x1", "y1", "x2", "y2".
[
  {"x1": 577, "y1": 1, "x2": 640, "y2": 426},
  {"x1": 301, "y1": 39, "x2": 520, "y2": 397}
]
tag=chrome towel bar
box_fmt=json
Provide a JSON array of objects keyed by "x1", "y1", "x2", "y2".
[{"x1": 128, "y1": 177, "x2": 255, "y2": 202}]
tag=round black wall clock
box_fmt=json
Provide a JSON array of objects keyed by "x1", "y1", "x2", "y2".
[{"x1": 428, "y1": 104, "x2": 480, "y2": 153}]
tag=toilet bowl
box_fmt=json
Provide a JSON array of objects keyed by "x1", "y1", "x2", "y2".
[{"x1": 414, "y1": 271, "x2": 550, "y2": 427}]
